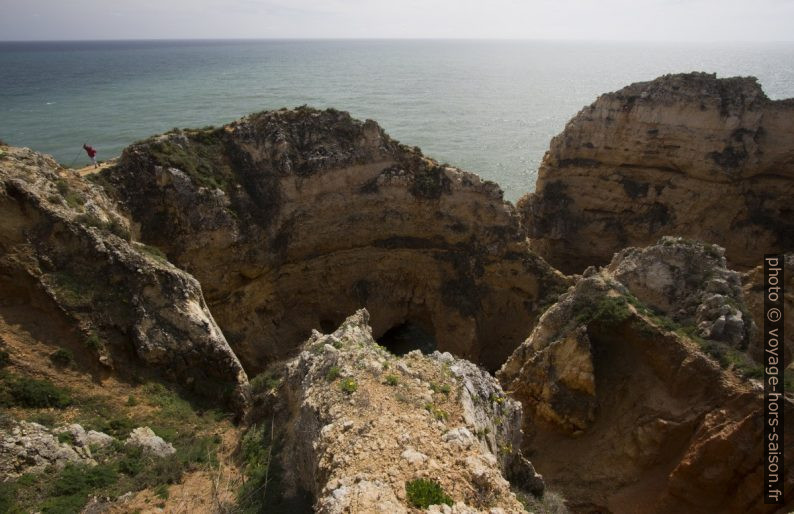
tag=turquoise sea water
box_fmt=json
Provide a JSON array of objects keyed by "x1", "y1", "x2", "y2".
[{"x1": 1, "y1": 40, "x2": 793, "y2": 200}]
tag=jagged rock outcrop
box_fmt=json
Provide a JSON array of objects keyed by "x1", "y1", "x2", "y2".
[
  {"x1": 100, "y1": 107, "x2": 569, "y2": 373},
  {"x1": 277, "y1": 309, "x2": 542, "y2": 513},
  {"x1": 0, "y1": 421, "x2": 111, "y2": 478},
  {"x1": 124, "y1": 426, "x2": 176, "y2": 457},
  {"x1": 607, "y1": 236, "x2": 755, "y2": 348},
  {"x1": 521, "y1": 72, "x2": 794, "y2": 274},
  {"x1": 0, "y1": 145, "x2": 248, "y2": 408},
  {"x1": 498, "y1": 264, "x2": 793, "y2": 513}
]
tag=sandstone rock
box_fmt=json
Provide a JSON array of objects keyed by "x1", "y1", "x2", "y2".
[
  {"x1": 521, "y1": 72, "x2": 794, "y2": 274},
  {"x1": 498, "y1": 266, "x2": 794, "y2": 513},
  {"x1": 0, "y1": 145, "x2": 249, "y2": 410},
  {"x1": 0, "y1": 421, "x2": 94, "y2": 478},
  {"x1": 103, "y1": 107, "x2": 570, "y2": 373},
  {"x1": 607, "y1": 236, "x2": 755, "y2": 348},
  {"x1": 124, "y1": 426, "x2": 176, "y2": 457},
  {"x1": 277, "y1": 309, "x2": 534, "y2": 513}
]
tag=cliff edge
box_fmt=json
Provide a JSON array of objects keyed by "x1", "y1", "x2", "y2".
[{"x1": 522, "y1": 72, "x2": 794, "y2": 274}]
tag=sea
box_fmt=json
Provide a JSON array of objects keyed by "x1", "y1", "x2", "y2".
[{"x1": 1, "y1": 39, "x2": 793, "y2": 201}]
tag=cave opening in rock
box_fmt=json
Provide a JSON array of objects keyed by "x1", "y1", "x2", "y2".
[{"x1": 378, "y1": 321, "x2": 437, "y2": 356}]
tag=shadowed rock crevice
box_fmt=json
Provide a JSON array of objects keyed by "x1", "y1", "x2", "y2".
[{"x1": 377, "y1": 321, "x2": 437, "y2": 356}]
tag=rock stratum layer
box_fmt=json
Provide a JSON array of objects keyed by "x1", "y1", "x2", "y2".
[
  {"x1": 101, "y1": 107, "x2": 568, "y2": 373},
  {"x1": 522, "y1": 72, "x2": 794, "y2": 274}
]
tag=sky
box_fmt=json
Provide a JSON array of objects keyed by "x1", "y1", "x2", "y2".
[{"x1": 1, "y1": 0, "x2": 792, "y2": 42}]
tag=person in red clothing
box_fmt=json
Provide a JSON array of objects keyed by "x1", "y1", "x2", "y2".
[{"x1": 83, "y1": 143, "x2": 98, "y2": 168}]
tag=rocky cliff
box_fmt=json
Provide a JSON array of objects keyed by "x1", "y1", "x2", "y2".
[
  {"x1": 271, "y1": 310, "x2": 542, "y2": 513},
  {"x1": 521, "y1": 72, "x2": 794, "y2": 274},
  {"x1": 1, "y1": 79, "x2": 792, "y2": 513},
  {"x1": 100, "y1": 107, "x2": 569, "y2": 373},
  {"x1": 498, "y1": 239, "x2": 793, "y2": 513},
  {"x1": 0, "y1": 145, "x2": 248, "y2": 408}
]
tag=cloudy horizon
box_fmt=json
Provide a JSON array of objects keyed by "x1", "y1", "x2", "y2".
[{"x1": 1, "y1": 0, "x2": 793, "y2": 42}]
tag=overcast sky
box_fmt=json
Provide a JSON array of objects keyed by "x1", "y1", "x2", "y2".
[{"x1": 1, "y1": 0, "x2": 792, "y2": 42}]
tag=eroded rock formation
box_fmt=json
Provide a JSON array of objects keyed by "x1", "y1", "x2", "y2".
[
  {"x1": 101, "y1": 107, "x2": 569, "y2": 372},
  {"x1": 276, "y1": 309, "x2": 542, "y2": 513},
  {"x1": 498, "y1": 243, "x2": 793, "y2": 513},
  {"x1": 0, "y1": 145, "x2": 248, "y2": 407},
  {"x1": 606, "y1": 236, "x2": 755, "y2": 348},
  {"x1": 521, "y1": 72, "x2": 794, "y2": 274}
]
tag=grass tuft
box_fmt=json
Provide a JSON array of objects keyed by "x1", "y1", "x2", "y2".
[{"x1": 405, "y1": 478, "x2": 453, "y2": 508}]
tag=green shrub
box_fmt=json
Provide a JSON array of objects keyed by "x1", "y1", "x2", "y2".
[
  {"x1": 84, "y1": 333, "x2": 104, "y2": 352},
  {"x1": 430, "y1": 382, "x2": 450, "y2": 395},
  {"x1": 424, "y1": 403, "x2": 448, "y2": 421},
  {"x1": 53, "y1": 463, "x2": 118, "y2": 495},
  {"x1": 0, "y1": 349, "x2": 10, "y2": 368},
  {"x1": 118, "y1": 445, "x2": 145, "y2": 476},
  {"x1": 405, "y1": 478, "x2": 453, "y2": 508},
  {"x1": 40, "y1": 462, "x2": 118, "y2": 512},
  {"x1": 49, "y1": 348, "x2": 74, "y2": 367},
  {"x1": 385, "y1": 374, "x2": 399, "y2": 386},
  {"x1": 0, "y1": 481, "x2": 15, "y2": 512},
  {"x1": 339, "y1": 378, "x2": 358, "y2": 394},
  {"x1": 325, "y1": 366, "x2": 341, "y2": 382},
  {"x1": 237, "y1": 422, "x2": 294, "y2": 512},
  {"x1": 250, "y1": 370, "x2": 281, "y2": 394},
  {"x1": 575, "y1": 295, "x2": 632, "y2": 326},
  {"x1": 87, "y1": 415, "x2": 135, "y2": 439},
  {"x1": 57, "y1": 431, "x2": 76, "y2": 445},
  {"x1": 142, "y1": 382, "x2": 194, "y2": 421},
  {"x1": 155, "y1": 484, "x2": 170, "y2": 500},
  {"x1": 2, "y1": 376, "x2": 72, "y2": 409}
]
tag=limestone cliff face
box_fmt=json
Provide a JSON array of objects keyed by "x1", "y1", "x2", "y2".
[
  {"x1": 521, "y1": 72, "x2": 794, "y2": 274},
  {"x1": 0, "y1": 145, "x2": 248, "y2": 408},
  {"x1": 276, "y1": 310, "x2": 542, "y2": 513},
  {"x1": 498, "y1": 241, "x2": 793, "y2": 513},
  {"x1": 102, "y1": 107, "x2": 569, "y2": 373}
]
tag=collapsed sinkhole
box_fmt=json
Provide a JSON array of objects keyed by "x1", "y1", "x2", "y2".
[{"x1": 377, "y1": 321, "x2": 438, "y2": 356}]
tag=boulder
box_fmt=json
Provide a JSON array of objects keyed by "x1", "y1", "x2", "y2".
[
  {"x1": 0, "y1": 421, "x2": 95, "y2": 478},
  {"x1": 124, "y1": 426, "x2": 176, "y2": 457}
]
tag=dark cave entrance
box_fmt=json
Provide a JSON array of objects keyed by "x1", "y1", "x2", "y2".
[{"x1": 377, "y1": 321, "x2": 437, "y2": 356}]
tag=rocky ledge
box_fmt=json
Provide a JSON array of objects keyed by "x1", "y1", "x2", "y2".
[
  {"x1": 270, "y1": 310, "x2": 542, "y2": 513},
  {"x1": 522, "y1": 72, "x2": 794, "y2": 274}
]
